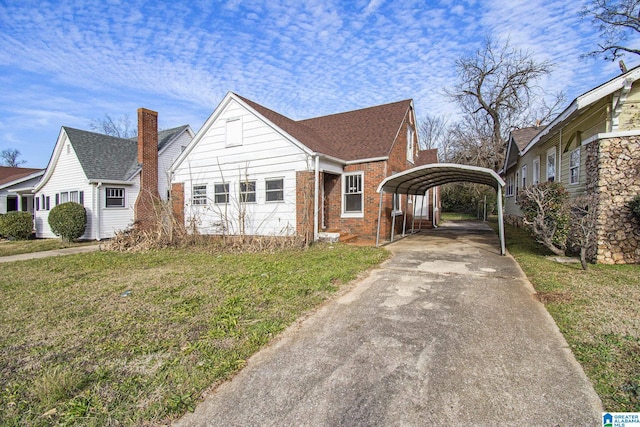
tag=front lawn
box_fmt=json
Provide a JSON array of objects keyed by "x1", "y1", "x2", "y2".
[
  {"x1": 502, "y1": 223, "x2": 640, "y2": 412},
  {"x1": 0, "y1": 239, "x2": 96, "y2": 257},
  {"x1": 0, "y1": 244, "x2": 388, "y2": 426}
]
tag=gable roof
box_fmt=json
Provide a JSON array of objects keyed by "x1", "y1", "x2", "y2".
[
  {"x1": 67, "y1": 125, "x2": 190, "y2": 181},
  {"x1": 521, "y1": 64, "x2": 640, "y2": 156},
  {"x1": 236, "y1": 93, "x2": 413, "y2": 161},
  {"x1": 0, "y1": 166, "x2": 43, "y2": 186},
  {"x1": 35, "y1": 125, "x2": 191, "y2": 191},
  {"x1": 511, "y1": 127, "x2": 541, "y2": 152}
]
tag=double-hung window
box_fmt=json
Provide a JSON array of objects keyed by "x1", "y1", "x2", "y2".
[
  {"x1": 106, "y1": 188, "x2": 125, "y2": 208},
  {"x1": 547, "y1": 147, "x2": 556, "y2": 182},
  {"x1": 192, "y1": 184, "x2": 207, "y2": 205},
  {"x1": 239, "y1": 181, "x2": 256, "y2": 203},
  {"x1": 533, "y1": 157, "x2": 540, "y2": 185},
  {"x1": 570, "y1": 148, "x2": 580, "y2": 184},
  {"x1": 521, "y1": 165, "x2": 527, "y2": 189},
  {"x1": 214, "y1": 183, "x2": 229, "y2": 204},
  {"x1": 506, "y1": 175, "x2": 514, "y2": 197},
  {"x1": 343, "y1": 172, "x2": 363, "y2": 215},
  {"x1": 265, "y1": 178, "x2": 284, "y2": 202},
  {"x1": 407, "y1": 126, "x2": 415, "y2": 163}
]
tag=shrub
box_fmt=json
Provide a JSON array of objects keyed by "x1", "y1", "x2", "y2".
[
  {"x1": 518, "y1": 181, "x2": 570, "y2": 256},
  {"x1": 48, "y1": 202, "x2": 87, "y2": 242},
  {"x1": 0, "y1": 211, "x2": 33, "y2": 240},
  {"x1": 630, "y1": 195, "x2": 640, "y2": 221}
]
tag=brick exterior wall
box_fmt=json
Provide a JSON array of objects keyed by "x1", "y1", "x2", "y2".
[
  {"x1": 585, "y1": 136, "x2": 640, "y2": 264},
  {"x1": 319, "y1": 115, "x2": 421, "y2": 241},
  {"x1": 171, "y1": 182, "x2": 185, "y2": 227},
  {"x1": 134, "y1": 108, "x2": 160, "y2": 230},
  {"x1": 296, "y1": 170, "x2": 315, "y2": 243}
]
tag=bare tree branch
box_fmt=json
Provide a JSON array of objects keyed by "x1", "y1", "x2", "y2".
[
  {"x1": 89, "y1": 113, "x2": 136, "y2": 138},
  {"x1": 583, "y1": 0, "x2": 640, "y2": 60},
  {"x1": 1, "y1": 148, "x2": 26, "y2": 167}
]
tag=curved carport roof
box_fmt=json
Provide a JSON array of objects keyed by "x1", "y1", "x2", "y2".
[{"x1": 375, "y1": 163, "x2": 506, "y2": 255}]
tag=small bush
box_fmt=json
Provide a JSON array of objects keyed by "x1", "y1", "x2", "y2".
[
  {"x1": 48, "y1": 202, "x2": 86, "y2": 242},
  {"x1": 629, "y1": 195, "x2": 640, "y2": 221},
  {"x1": 0, "y1": 211, "x2": 33, "y2": 240},
  {"x1": 518, "y1": 181, "x2": 570, "y2": 256}
]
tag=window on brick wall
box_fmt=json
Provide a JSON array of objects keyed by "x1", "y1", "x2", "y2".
[
  {"x1": 342, "y1": 172, "x2": 364, "y2": 217},
  {"x1": 407, "y1": 126, "x2": 415, "y2": 163}
]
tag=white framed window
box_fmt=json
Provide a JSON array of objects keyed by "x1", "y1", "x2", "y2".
[
  {"x1": 570, "y1": 147, "x2": 580, "y2": 184},
  {"x1": 60, "y1": 192, "x2": 69, "y2": 203},
  {"x1": 225, "y1": 117, "x2": 242, "y2": 147},
  {"x1": 106, "y1": 187, "x2": 125, "y2": 208},
  {"x1": 506, "y1": 175, "x2": 514, "y2": 197},
  {"x1": 407, "y1": 126, "x2": 415, "y2": 163},
  {"x1": 521, "y1": 164, "x2": 527, "y2": 189},
  {"x1": 214, "y1": 183, "x2": 229, "y2": 204},
  {"x1": 392, "y1": 193, "x2": 402, "y2": 215},
  {"x1": 265, "y1": 178, "x2": 284, "y2": 202},
  {"x1": 533, "y1": 157, "x2": 540, "y2": 185},
  {"x1": 192, "y1": 184, "x2": 207, "y2": 205},
  {"x1": 239, "y1": 181, "x2": 256, "y2": 203},
  {"x1": 343, "y1": 172, "x2": 364, "y2": 216},
  {"x1": 547, "y1": 147, "x2": 556, "y2": 182},
  {"x1": 70, "y1": 191, "x2": 79, "y2": 203}
]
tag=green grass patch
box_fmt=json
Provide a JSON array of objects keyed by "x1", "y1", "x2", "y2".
[
  {"x1": 0, "y1": 244, "x2": 388, "y2": 425},
  {"x1": 0, "y1": 239, "x2": 95, "y2": 257},
  {"x1": 499, "y1": 223, "x2": 640, "y2": 411},
  {"x1": 440, "y1": 211, "x2": 479, "y2": 221}
]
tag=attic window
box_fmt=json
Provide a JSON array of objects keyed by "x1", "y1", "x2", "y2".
[
  {"x1": 66, "y1": 144, "x2": 70, "y2": 154},
  {"x1": 226, "y1": 117, "x2": 242, "y2": 147},
  {"x1": 407, "y1": 126, "x2": 415, "y2": 163}
]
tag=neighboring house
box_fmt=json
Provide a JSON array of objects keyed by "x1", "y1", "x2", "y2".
[
  {"x1": 502, "y1": 66, "x2": 640, "y2": 264},
  {"x1": 34, "y1": 109, "x2": 194, "y2": 240},
  {"x1": 170, "y1": 92, "x2": 439, "y2": 243},
  {"x1": 0, "y1": 167, "x2": 44, "y2": 214}
]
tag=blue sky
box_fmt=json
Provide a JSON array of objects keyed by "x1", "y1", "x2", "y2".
[{"x1": 1, "y1": 0, "x2": 638, "y2": 168}]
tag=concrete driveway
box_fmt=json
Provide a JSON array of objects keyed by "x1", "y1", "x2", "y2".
[{"x1": 174, "y1": 221, "x2": 602, "y2": 426}]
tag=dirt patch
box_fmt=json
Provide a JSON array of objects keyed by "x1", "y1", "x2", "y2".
[{"x1": 535, "y1": 291, "x2": 573, "y2": 304}]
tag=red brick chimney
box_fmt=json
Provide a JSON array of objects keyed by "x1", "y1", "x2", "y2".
[{"x1": 134, "y1": 108, "x2": 160, "y2": 230}]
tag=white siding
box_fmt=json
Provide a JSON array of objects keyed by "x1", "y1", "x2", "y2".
[
  {"x1": 34, "y1": 135, "x2": 95, "y2": 239},
  {"x1": 95, "y1": 180, "x2": 139, "y2": 239},
  {"x1": 158, "y1": 131, "x2": 191, "y2": 200},
  {"x1": 173, "y1": 99, "x2": 311, "y2": 236}
]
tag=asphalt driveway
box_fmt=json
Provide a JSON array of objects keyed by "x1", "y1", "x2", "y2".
[{"x1": 174, "y1": 221, "x2": 602, "y2": 426}]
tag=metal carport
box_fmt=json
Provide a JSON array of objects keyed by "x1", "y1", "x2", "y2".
[{"x1": 375, "y1": 163, "x2": 506, "y2": 255}]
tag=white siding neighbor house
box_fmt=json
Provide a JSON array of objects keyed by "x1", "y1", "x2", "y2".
[
  {"x1": 34, "y1": 109, "x2": 193, "y2": 240},
  {"x1": 0, "y1": 167, "x2": 44, "y2": 215},
  {"x1": 170, "y1": 92, "x2": 439, "y2": 242}
]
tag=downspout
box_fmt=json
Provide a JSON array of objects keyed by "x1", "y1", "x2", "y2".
[
  {"x1": 313, "y1": 155, "x2": 319, "y2": 242},
  {"x1": 95, "y1": 183, "x2": 101, "y2": 241}
]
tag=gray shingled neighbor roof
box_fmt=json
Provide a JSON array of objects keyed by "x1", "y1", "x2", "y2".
[
  {"x1": 510, "y1": 127, "x2": 542, "y2": 152},
  {"x1": 236, "y1": 94, "x2": 412, "y2": 162},
  {"x1": 63, "y1": 125, "x2": 189, "y2": 181}
]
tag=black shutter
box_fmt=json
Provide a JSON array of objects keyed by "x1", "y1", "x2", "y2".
[
  {"x1": 79, "y1": 191, "x2": 84, "y2": 206},
  {"x1": 55, "y1": 193, "x2": 59, "y2": 206}
]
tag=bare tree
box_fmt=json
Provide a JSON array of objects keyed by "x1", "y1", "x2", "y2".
[
  {"x1": 418, "y1": 114, "x2": 449, "y2": 152},
  {"x1": 447, "y1": 38, "x2": 558, "y2": 171},
  {"x1": 583, "y1": 0, "x2": 640, "y2": 60},
  {"x1": 569, "y1": 195, "x2": 599, "y2": 270},
  {"x1": 1, "y1": 148, "x2": 26, "y2": 167},
  {"x1": 89, "y1": 114, "x2": 136, "y2": 138}
]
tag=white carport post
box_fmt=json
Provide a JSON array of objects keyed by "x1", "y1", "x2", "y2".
[
  {"x1": 401, "y1": 193, "x2": 409, "y2": 237},
  {"x1": 497, "y1": 185, "x2": 506, "y2": 256},
  {"x1": 390, "y1": 191, "x2": 397, "y2": 242},
  {"x1": 375, "y1": 191, "x2": 384, "y2": 247}
]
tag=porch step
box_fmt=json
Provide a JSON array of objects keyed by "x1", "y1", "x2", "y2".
[{"x1": 318, "y1": 229, "x2": 361, "y2": 244}]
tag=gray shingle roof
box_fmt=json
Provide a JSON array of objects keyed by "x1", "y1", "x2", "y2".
[{"x1": 63, "y1": 125, "x2": 188, "y2": 181}]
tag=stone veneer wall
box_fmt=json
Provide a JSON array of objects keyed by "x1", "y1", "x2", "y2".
[{"x1": 585, "y1": 136, "x2": 640, "y2": 264}]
